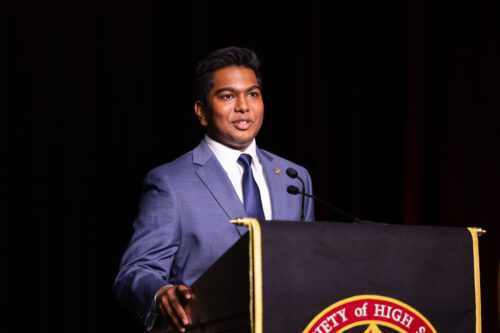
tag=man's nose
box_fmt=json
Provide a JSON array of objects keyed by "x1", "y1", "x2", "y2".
[{"x1": 235, "y1": 96, "x2": 249, "y2": 112}]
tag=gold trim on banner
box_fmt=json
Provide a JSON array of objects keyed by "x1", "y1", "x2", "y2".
[
  {"x1": 231, "y1": 218, "x2": 263, "y2": 333},
  {"x1": 468, "y1": 227, "x2": 484, "y2": 333}
]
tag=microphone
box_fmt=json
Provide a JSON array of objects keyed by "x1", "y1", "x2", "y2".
[{"x1": 286, "y1": 168, "x2": 305, "y2": 221}]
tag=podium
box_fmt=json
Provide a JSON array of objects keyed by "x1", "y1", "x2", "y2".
[{"x1": 154, "y1": 219, "x2": 483, "y2": 333}]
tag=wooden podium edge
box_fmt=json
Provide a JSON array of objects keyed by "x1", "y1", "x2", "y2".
[
  {"x1": 231, "y1": 218, "x2": 263, "y2": 333},
  {"x1": 467, "y1": 227, "x2": 484, "y2": 333}
]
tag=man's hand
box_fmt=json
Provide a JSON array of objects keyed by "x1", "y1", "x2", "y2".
[{"x1": 156, "y1": 285, "x2": 194, "y2": 332}]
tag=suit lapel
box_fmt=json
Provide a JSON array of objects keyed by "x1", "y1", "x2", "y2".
[
  {"x1": 193, "y1": 141, "x2": 248, "y2": 236},
  {"x1": 257, "y1": 148, "x2": 288, "y2": 221}
]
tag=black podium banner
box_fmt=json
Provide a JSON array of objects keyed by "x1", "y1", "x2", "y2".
[{"x1": 156, "y1": 220, "x2": 482, "y2": 333}]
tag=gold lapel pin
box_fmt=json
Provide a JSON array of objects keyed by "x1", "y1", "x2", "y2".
[{"x1": 274, "y1": 168, "x2": 281, "y2": 175}]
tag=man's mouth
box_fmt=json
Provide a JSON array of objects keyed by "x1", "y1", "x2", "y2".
[{"x1": 233, "y1": 120, "x2": 252, "y2": 130}]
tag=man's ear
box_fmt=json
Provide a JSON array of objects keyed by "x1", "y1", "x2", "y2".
[{"x1": 194, "y1": 101, "x2": 208, "y2": 126}]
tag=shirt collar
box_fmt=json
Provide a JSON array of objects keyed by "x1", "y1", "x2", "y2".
[{"x1": 204, "y1": 135, "x2": 259, "y2": 166}]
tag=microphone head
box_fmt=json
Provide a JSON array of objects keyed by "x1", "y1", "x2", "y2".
[
  {"x1": 286, "y1": 167, "x2": 298, "y2": 179},
  {"x1": 287, "y1": 185, "x2": 300, "y2": 195}
]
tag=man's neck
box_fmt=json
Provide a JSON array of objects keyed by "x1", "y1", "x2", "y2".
[{"x1": 204, "y1": 135, "x2": 257, "y2": 156}]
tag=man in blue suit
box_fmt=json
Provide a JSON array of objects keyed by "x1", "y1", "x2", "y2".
[{"x1": 114, "y1": 46, "x2": 314, "y2": 332}]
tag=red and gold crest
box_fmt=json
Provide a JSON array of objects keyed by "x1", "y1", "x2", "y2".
[{"x1": 303, "y1": 295, "x2": 437, "y2": 333}]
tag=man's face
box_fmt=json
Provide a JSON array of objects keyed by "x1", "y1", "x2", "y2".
[{"x1": 195, "y1": 66, "x2": 264, "y2": 151}]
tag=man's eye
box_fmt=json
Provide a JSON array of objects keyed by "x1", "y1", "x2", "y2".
[
  {"x1": 249, "y1": 92, "x2": 259, "y2": 97},
  {"x1": 221, "y1": 94, "x2": 233, "y2": 100}
]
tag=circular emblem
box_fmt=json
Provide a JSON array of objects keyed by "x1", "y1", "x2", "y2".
[{"x1": 303, "y1": 295, "x2": 437, "y2": 333}]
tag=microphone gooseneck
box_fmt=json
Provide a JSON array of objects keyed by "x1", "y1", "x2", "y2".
[{"x1": 286, "y1": 185, "x2": 362, "y2": 223}]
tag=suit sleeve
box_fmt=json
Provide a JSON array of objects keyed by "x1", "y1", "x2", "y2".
[{"x1": 113, "y1": 169, "x2": 181, "y2": 318}]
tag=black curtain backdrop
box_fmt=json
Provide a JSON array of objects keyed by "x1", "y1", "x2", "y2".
[{"x1": 3, "y1": 1, "x2": 499, "y2": 332}]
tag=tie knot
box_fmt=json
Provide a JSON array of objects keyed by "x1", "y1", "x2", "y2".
[{"x1": 238, "y1": 154, "x2": 253, "y2": 169}]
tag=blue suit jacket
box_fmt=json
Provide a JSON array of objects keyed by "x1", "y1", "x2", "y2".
[{"x1": 113, "y1": 140, "x2": 314, "y2": 317}]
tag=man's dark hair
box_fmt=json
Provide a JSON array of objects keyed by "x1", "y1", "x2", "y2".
[{"x1": 194, "y1": 46, "x2": 262, "y2": 104}]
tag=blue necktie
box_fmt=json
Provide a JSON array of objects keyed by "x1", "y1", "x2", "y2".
[{"x1": 238, "y1": 154, "x2": 265, "y2": 220}]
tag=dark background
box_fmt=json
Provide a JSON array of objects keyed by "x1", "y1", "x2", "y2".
[{"x1": 3, "y1": 0, "x2": 499, "y2": 332}]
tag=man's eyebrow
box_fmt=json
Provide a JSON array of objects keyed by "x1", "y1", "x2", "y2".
[
  {"x1": 246, "y1": 85, "x2": 261, "y2": 92},
  {"x1": 214, "y1": 85, "x2": 261, "y2": 95}
]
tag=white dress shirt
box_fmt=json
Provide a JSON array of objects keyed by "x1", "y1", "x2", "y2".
[{"x1": 204, "y1": 135, "x2": 273, "y2": 220}]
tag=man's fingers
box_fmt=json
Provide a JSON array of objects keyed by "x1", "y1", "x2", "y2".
[
  {"x1": 163, "y1": 297, "x2": 186, "y2": 332},
  {"x1": 158, "y1": 301, "x2": 183, "y2": 331},
  {"x1": 184, "y1": 300, "x2": 193, "y2": 325},
  {"x1": 174, "y1": 285, "x2": 194, "y2": 325},
  {"x1": 156, "y1": 285, "x2": 194, "y2": 330},
  {"x1": 167, "y1": 290, "x2": 189, "y2": 326},
  {"x1": 177, "y1": 285, "x2": 193, "y2": 300}
]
